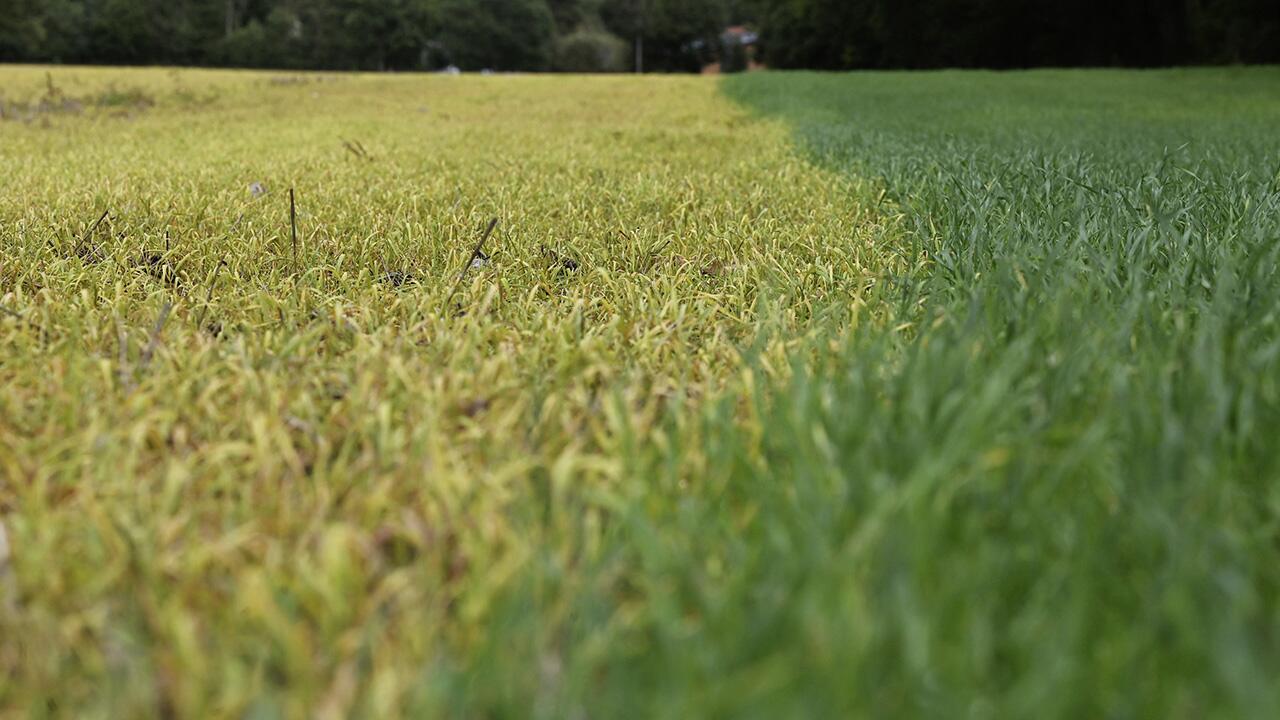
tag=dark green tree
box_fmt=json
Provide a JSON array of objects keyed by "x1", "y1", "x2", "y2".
[
  {"x1": 547, "y1": 0, "x2": 598, "y2": 33},
  {"x1": 553, "y1": 27, "x2": 629, "y2": 71},
  {"x1": 2, "y1": 0, "x2": 1277, "y2": 71},
  {"x1": 431, "y1": 0, "x2": 556, "y2": 70},
  {"x1": 601, "y1": 0, "x2": 729, "y2": 72},
  {"x1": 749, "y1": 0, "x2": 1278, "y2": 69}
]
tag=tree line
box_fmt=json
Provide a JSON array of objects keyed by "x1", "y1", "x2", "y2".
[
  {"x1": 757, "y1": 0, "x2": 1280, "y2": 69},
  {"x1": 2, "y1": 0, "x2": 1276, "y2": 72},
  {"x1": 0, "y1": 0, "x2": 753, "y2": 73}
]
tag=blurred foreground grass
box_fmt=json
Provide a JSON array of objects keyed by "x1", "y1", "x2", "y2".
[{"x1": 5, "y1": 64, "x2": 1280, "y2": 718}]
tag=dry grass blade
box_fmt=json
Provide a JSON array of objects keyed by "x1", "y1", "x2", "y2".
[
  {"x1": 117, "y1": 302, "x2": 173, "y2": 392},
  {"x1": 138, "y1": 302, "x2": 173, "y2": 376},
  {"x1": 194, "y1": 259, "x2": 228, "y2": 331},
  {"x1": 0, "y1": 518, "x2": 11, "y2": 611},
  {"x1": 73, "y1": 209, "x2": 109, "y2": 261},
  {"x1": 290, "y1": 188, "x2": 298, "y2": 273},
  {"x1": 115, "y1": 315, "x2": 130, "y2": 390},
  {"x1": 340, "y1": 137, "x2": 369, "y2": 160},
  {"x1": 443, "y1": 217, "x2": 499, "y2": 313},
  {"x1": 0, "y1": 519, "x2": 10, "y2": 569}
]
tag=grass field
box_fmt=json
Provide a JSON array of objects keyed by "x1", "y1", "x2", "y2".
[
  {"x1": 721, "y1": 68, "x2": 1280, "y2": 717},
  {"x1": 3, "y1": 65, "x2": 1280, "y2": 717},
  {"x1": 0, "y1": 66, "x2": 889, "y2": 718}
]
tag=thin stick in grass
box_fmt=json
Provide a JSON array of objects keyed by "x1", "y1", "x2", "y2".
[
  {"x1": 341, "y1": 138, "x2": 368, "y2": 160},
  {"x1": 115, "y1": 303, "x2": 173, "y2": 393},
  {"x1": 0, "y1": 303, "x2": 45, "y2": 338},
  {"x1": 138, "y1": 302, "x2": 173, "y2": 378},
  {"x1": 289, "y1": 188, "x2": 298, "y2": 274},
  {"x1": 443, "y1": 218, "x2": 499, "y2": 315},
  {"x1": 194, "y1": 259, "x2": 228, "y2": 331},
  {"x1": 75, "y1": 209, "x2": 109, "y2": 260},
  {"x1": 116, "y1": 315, "x2": 131, "y2": 391}
]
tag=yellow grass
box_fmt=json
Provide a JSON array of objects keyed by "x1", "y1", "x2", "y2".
[{"x1": 0, "y1": 67, "x2": 890, "y2": 716}]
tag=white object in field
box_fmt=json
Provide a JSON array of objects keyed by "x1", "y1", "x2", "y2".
[{"x1": 249, "y1": 181, "x2": 267, "y2": 199}]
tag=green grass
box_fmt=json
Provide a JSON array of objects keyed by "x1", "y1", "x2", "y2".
[
  {"x1": 3, "y1": 65, "x2": 1280, "y2": 718},
  {"x1": 711, "y1": 67, "x2": 1280, "y2": 716}
]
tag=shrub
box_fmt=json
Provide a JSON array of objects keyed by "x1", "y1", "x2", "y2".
[{"x1": 553, "y1": 28, "x2": 629, "y2": 73}]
